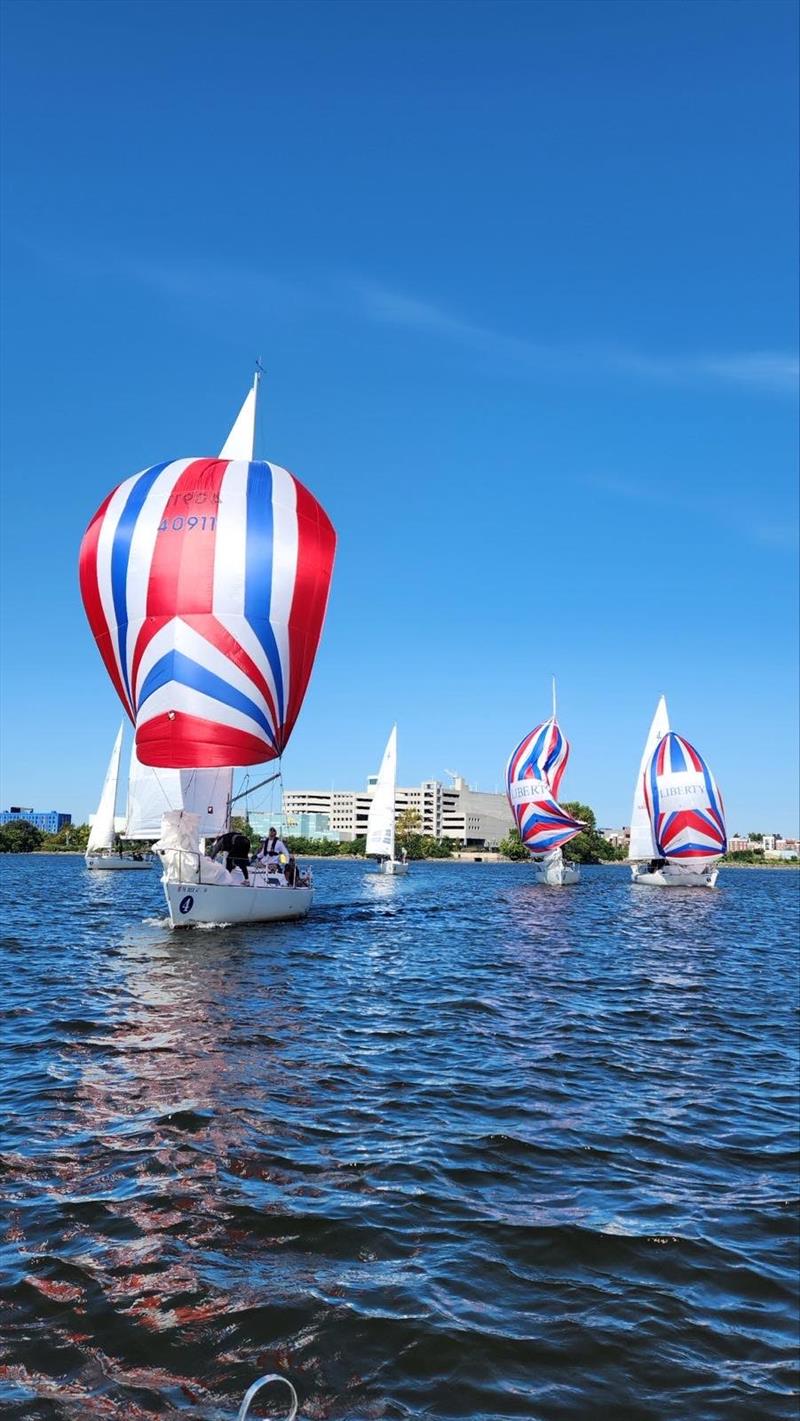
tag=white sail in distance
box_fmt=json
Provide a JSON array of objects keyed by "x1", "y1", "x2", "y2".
[
  {"x1": 628, "y1": 695, "x2": 670, "y2": 861},
  {"x1": 86, "y1": 723, "x2": 124, "y2": 853},
  {"x1": 366, "y1": 725, "x2": 398, "y2": 859}
]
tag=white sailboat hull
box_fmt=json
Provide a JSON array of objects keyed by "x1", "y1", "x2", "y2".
[
  {"x1": 163, "y1": 878, "x2": 314, "y2": 928},
  {"x1": 85, "y1": 852, "x2": 153, "y2": 871},
  {"x1": 530, "y1": 857, "x2": 581, "y2": 886},
  {"x1": 379, "y1": 859, "x2": 409, "y2": 876},
  {"x1": 630, "y1": 863, "x2": 720, "y2": 889}
]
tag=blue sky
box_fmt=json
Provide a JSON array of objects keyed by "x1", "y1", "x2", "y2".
[{"x1": 1, "y1": 0, "x2": 797, "y2": 831}]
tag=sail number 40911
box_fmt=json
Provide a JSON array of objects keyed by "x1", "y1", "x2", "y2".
[{"x1": 157, "y1": 515, "x2": 217, "y2": 533}]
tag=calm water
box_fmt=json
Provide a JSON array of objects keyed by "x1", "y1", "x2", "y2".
[{"x1": 0, "y1": 857, "x2": 797, "y2": 1420}]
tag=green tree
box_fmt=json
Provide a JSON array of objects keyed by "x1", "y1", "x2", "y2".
[
  {"x1": 0, "y1": 819, "x2": 44, "y2": 853},
  {"x1": 499, "y1": 827, "x2": 530, "y2": 860},
  {"x1": 40, "y1": 822, "x2": 90, "y2": 852},
  {"x1": 419, "y1": 835, "x2": 453, "y2": 859},
  {"x1": 395, "y1": 807, "x2": 424, "y2": 859},
  {"x1": 748, "y1": 832, "x2": 764, "y2": 843},
  {"x1": 341, "y1": 835, "x2": 367, "y2": 856},
  {"x1": 560, "y1": 802, "x2": 625, "y2": 863}
]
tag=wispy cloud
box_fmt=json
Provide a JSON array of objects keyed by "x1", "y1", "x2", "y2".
[
  {"x1": 350, "y1": 278, "x2": 799, "y2": 395},
  {"x1": 580, "y1": 472, "x2": 799, "y2": 552},
  {"x1": 15, "y1": 233, "x2": 799, "y2": 397}
]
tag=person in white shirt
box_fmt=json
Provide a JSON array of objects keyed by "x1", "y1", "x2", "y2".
[{"x1": 257, "y1": 827, "x2": 289, "y2": 869}]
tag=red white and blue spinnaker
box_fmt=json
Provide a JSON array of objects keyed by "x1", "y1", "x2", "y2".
[
  {"x1": 644, "y1": 732, "x2": 727, "y2": 862},
  {"x1": 506, "y1": 707, "x2": 584, "y2": 857},
  {"x1": 80, "y1": 457, "x2": 336, "y2": 768}
]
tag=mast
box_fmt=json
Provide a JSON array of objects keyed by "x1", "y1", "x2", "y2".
[
  {"x1": 552, "y1": 676, "x2": 557, "y2": 721},
  {"x1": 218, "y1": 367, "x2": 262, "y2": 828}
]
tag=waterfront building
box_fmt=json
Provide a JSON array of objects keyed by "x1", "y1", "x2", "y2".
[
  {"x1": 726, "y1": 835, "x2": 799, "y2": 858},
  {"x1": 599, "y1": 826, "x2": 630, "y2": 848},
  {"x1": 1, "y1": 807, "x2": 72, "y2": 834},
  {"x1": 727, "y1": 836, "x2": 751, "y2": 853},
  {"x1": 282, "y1": 773, "x2": 514, "y2": 848},
  {"x1": 249, "y1": 809, "x2": 347, "y2": 843}
]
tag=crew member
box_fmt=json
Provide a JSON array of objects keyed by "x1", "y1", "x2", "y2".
[
  {"x1": 257, "y1": 827, "x2": 289, "y2": 868},
  {"x1": 209, "y1": 829, "x2": 252, "y2": 881}
]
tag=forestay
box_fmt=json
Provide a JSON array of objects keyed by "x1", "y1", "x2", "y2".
[
  {"x1": 79, "y1": 459, "x2": 336, "y2": 768},
  {"x1": 645, "y1": 732, "x2": 727, "y2": 863}
]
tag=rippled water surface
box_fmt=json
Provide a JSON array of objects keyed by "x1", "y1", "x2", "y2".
[{"x1": 1, "y1": 856, "x2": 798, "y2": 1419}]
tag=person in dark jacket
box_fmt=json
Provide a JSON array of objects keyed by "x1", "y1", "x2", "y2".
[{"x1": 209, "y1": 830, "x2": 251, "y2": 881}]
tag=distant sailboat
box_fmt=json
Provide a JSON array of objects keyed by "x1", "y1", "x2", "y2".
[
  {"x1": 85, "y1": 724, "x2": 151, "y2": 870},
  {"x1": 628, "y1": 697, "x2": 727, "y2": 887},
  {"x1": 366, "y1": 725, "x2": 409, "y2": 876},
  {"x1": 506, "y1": 680, "x2": 585, "y2": 885},
  {"x1": 79, "y1": 371, "x2": 336, "y2": 925}
]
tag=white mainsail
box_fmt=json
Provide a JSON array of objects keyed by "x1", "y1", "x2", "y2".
[
  {"x1": 125, "y1": 749, "x2": 232, "y2": 840},
  {"x1": 366, "y1": 725, "x2": 398, "y2": 860},
  {"x1": 86, "y1": 723, "x2": 124, "y2": 853},
  {"x1": 628, "y1": 695, "x2": 670, "y2": 861}
]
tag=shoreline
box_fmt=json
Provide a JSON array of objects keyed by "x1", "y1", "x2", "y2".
[{"x1": 17, "y1": 851, "x2": 800, "y2": 870}]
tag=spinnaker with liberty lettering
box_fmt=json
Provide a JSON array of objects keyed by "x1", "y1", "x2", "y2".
[
  {"x1": 645, "y1": 732, "x2": 727, "y2": 862},
  {"x1": 505, "y1": 683, "x2": 585, "y2": 883}
]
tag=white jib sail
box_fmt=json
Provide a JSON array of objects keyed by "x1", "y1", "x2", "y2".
[
  {"x1": 125, "y1": 748, "x2": 233, "y2": 840},
  {"x1": 218, "y1": 372, "x2": 259, "y2": 460},
  {"x1": 366, "y1": 725, "x2": 398, "y2": 859},
  {"x1": 628, "y1": 695, "x2": 670, "y2": 860},
  {"x1": 87, "y1": 723, "x2": 124, "y2": 853}
]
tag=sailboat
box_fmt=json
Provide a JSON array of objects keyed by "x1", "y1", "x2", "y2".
[
  {"x1": 628, "y1": 697, "x2": 727, "y2": 887},
  {"x1": 85, "y1": 730, "x2": 231, "y2": 872},
  {"x1": 85, "y1": 724, "x2": 151, "y2": 870},
  {"x1": 366, "y1": 725, "x2": 408, "y2": 875},
  {"x1": 79, "y1": 371, "x2": 336, "y2": 926},
  {"x1": 505, "y1": 681, "x2": 585, "y2": 885}
]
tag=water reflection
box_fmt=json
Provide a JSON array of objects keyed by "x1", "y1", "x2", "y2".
[{"x1": 1, "y1": 858, "x2": 797, "y2": 1420}]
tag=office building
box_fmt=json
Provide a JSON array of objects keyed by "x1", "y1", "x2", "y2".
[
  {"x1": 282, "y1": 774, "x2": 514, "y2": 848},
  {"x1": 1, "y1": 808, "x2": 72, "y2": 834}
]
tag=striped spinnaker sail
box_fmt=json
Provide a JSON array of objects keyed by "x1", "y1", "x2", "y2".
[
  {"x1": 506, "y1": 717, "x2": 570, "y2": 798},
  {"x1": 645, "y1": 732, "x2": 727, "y2": 862},
  {"x1": 506, "y1": 712, "x2": 584, "y2": 856},
  {"x1": 79, "y1": 458, "x2": 336, "y2": 768}
]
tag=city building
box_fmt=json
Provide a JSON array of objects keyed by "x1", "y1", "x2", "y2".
[
  {"x1": 727, "y1": 836, "x2": 751, "y2": 854},
  {"x1": 281, "y1": 773, "x2": 514, "y2": 848},
  {"x1": 599, "y1": 826, "x2": 630, "y2": 849},
  {"x1": 1, "y1": 807, "x2": 72, "y2": 834},
  {"x1": 726, "y1": 835, "x2": 799, "y2": 858},
  {"x1": 249, "y1": 809, "x2": 346, "y2": 843}
]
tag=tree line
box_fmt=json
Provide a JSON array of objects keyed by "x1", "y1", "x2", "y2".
[{"x1": 3, "y1": 801, "x2": 627, "y2": 863}]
